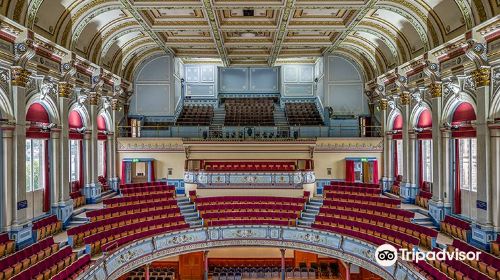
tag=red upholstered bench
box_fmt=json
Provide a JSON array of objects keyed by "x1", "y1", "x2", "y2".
[
  {"x1": 51, "y1": 254, "x2": 91, "y2": 280},
  {"x1": 429, "y1": 247, "x2": 491, "y2": 280},
  {"x1": 321, "y1": 200, "x2": 414, "y2": 220},
  {"x1": 323, "y1": 193, "x2": 400, "y2": 208},
  {"x1": 448, "y1": 239, "x2": 500, "y2": 278},
  {"x1": 491, "y1": 234, "x2": 500, "y2": 257},
  {"x1": 12, "y1": 245, "x2": 76, "y2": 280},
  {"x1": 32, "y1": 215, "x2": 62, "y2": 241},
  {"x1": 416, "y1": 190, "x2": 432, "y2": 209},
  {"x1": 86, "y1": 200, "x2": 179, "y2": 222},
  {"x1": 103, "y1": 192, "x2": 175, "y2": 207},
  {"x1": 440, "y1": 215, "x2": 470, "y2": 241},
  {"x1": 323, "y1": 185, "x2": 381, "y2": 196}
]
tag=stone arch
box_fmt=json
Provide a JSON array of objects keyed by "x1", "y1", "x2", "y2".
[
  {"x1": 0, "y1": 87, "x2": 13, "y2": 120},
  {"x1": 410, "y1": 101, "x2": 432, "y2": 128},
  {"x1": 97, "y1": 109, "x2": 112, "y2": 132},
  {"x1": 387, "y1": 108, "x2": 403, "y2": 130},
  {"x1": 78, "y1": 226, "x2": 425, "y2": 280},
  {"x1": 25, "y1": 93, "x2": 61, "y2": 125},
  {"x1": 442, "y1": 91, "x2": 477, "y2": 124},
  {"x1": 490, "y1": 86, "x2": 500, "y2": 120},
  {"x1": 68, "y1": 102, "x2": 91, "y2": 128}
]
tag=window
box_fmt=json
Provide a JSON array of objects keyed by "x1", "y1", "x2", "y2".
[
  {"x1": 421, "y1": 140, "x2": 433, "y2": 182},
  {"x1": 97, "y1": 141, "x2": 105, "y2": 177},
  {"x1": 395, "y1": 140, "x2": 403, "y2": 176},
  {"x1": 69, "y1": 140, "x2": 79, "y2": 181},
  {"x1": 26, "y1": 139, "x2": 45, "y2": 192},
  {"x1": 459, "y1": 138, "x2": 477, "y2": 191}
]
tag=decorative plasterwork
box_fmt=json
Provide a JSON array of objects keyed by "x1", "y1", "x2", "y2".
[
  {"x1": 267, "y1": 0, "x2": 295, "y2": 66},
  {"x1": 315, "y1": 140, "x2": 383, "y2": 152},
  {"x1": 201, "y1": 0, "x2": 229, "y2": 66}
]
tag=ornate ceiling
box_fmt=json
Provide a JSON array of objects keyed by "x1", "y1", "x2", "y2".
[{"x1": 1, "y1": 0, "x2": 497, "y2": 80}]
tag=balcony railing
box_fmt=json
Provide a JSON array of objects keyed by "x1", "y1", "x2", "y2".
[{"x1": 117, "y1": 124, "x2": 382, "y2": 139}]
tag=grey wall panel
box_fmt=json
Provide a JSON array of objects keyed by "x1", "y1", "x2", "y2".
[
  {"x1": 249, "y1": 68, "x2": 279, "y2": 93},
  {"x1": 219, "y1": 68, "x2": 249, "y2": 92},
  {"x1": 136, "y1": 56, "x2": 171, "y2": 82},
  {"x1": 134, "y1": 84, "x2": 171, "y2": 116},
  {"x1": 186, "y1": 84, "x2": 215, "y2": 96}
]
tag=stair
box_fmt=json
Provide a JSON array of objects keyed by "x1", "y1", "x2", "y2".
[
  {"x1": 274, "y1": 104, "x2": 288, "y2": 126},
  {"x1": 212, "y1": 106, "x2": 226, "y2": 126},
  {"x1": 177, "y1": 196, "x2": 203, "y2": 228},
  {"x1": 297, "y1": 197, "x2": 323, "y2": 227},
  {"x1": 101, "y1": 190, "x2": 117, "y2": 201}
]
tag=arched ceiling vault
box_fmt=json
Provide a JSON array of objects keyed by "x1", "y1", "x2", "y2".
[{"x1": 1, "y1": 0, "x2": 496, "y2": 79}]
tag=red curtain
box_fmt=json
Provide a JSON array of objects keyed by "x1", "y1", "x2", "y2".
[
  {"x1": 373, "y1": 160, "x2": 379, "y2": 184},
  {"x1": 121, "y1": 161, "x2": 127, "y2": 184},
  {"x1": 393, "y1": 141, "x2": 398, "y2": 178},
  {"x1": 454, "y1": 139, "x2": 461, "y2": 214},
  {"x1": 43, "y1": 140, "x2": 50, "y2": 212},
  {"x1": 345, "y1": 160, "x2": 355, "y2": 182},
  {"x1": 79, "y1": 140, "x2": 84, "y2": 188},
  {"x1": 418, "y1": 142, "x2": 423, "y2": 188},
  {"x1": 103, "y1": 141, "x2": 107, "y2": 178},
  {"x1": 150, "y1": 161, "x2": 155, "y2": 182}
]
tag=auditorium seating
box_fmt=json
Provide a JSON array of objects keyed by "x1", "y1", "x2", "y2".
[
  {"x1": 285, "y1": 102, "x2": 323, "y2": 125},
  {"x1": 389, "y1": 175, "x2": 402, "y2": 196},
  {"x1": 440, "y1": 215, "x2": 470, "y2": 242},
  {"x1": 416, "y1": 190, "x2": 432, "y2": 209},
  {"x1": 120, "y1": 185, "x2": 175, "y2": 197},
  {"x1": 98, "y1": 175, "x2": 110, "y2": 192},
  {"x1": 224, "y1": 99, "x2": 275, "y2": 126},
  {"x1": 103, "y1": 192, "x2": 175, "y2": 207},
  {"x1": 0, "y1": 237, "x2": 59, "y2": 280},
  {"x1": 428, "y1": 247, "x2": 491, "y2": 280},
  {"x1": 316, "y1": 208, "x2": 437, "y2": 248},
  {"x1": 0, "y1": 232, "x2": 15, "y2": 258},
  {"x1": 204, "y1": 161, "x2": 296, "y2": 172},
  {"x1": 126, "y1": 267, "x2": 177, "y2": 280},
  {"x1": 70, "y1": 181, "x2": 85, "y2": 209},
  {"x1": 412, "y1": 260, "x2": 451, "y2": 280},
  {"x1": 85, "y1": 200, "x2": 179, "y2": 222},
  {"x1": 176, "y1": 105, "x2": 214, "y2": 125},
  {"x1": 321, "y1": 200, "x2": 414, "y2": 220},
  {"x1": 323, "y1": 185, "x2": 381, "y2": 196},
  {"x1": 51, "y1": 254, "x2": 91, "y2": 280},
  {"x1": 195, "y1": 196, "x2": 305, "y2": 227},
  {"x1": 32, "y1": 215, "x2": 62, "y2": 241},
  {"x1": 323, "y1": 192, "x2": 400, "y2": 208},
  {"x1": 12, "y1": 245, "x2": 76, "y2": 280},
  {"x1": 329, "y1": 181, "x2": 380, "y2": 188},
  {"x1": 492, "y1": 235, "x2": 500, "y2": 257},
  {"x1": 447, "y1": 239, "x2": 500, "y2": 279}
]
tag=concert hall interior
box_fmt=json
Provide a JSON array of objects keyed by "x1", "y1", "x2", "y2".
[{"x1": 0, "y1": 1, "x2": 499, "y2": 280}]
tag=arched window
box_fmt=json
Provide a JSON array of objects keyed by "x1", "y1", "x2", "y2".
[
  {"x1": 392, "y1": 114, "x2": 403, "y2": 179},
  {"x1": 451, "y1": 102, "x2": 477, "y2": 216},
  {"x1": 416, "y1": 109, "x2": 432, "y2": 187},
  {"x1": 97, "y1": 115, "x2": 108, "y2": 178},
  {"x1": 69, "y1": 110, "x2": 84, "y2": 189},
  {"x1": 26, "y1": 103, "x2": 50, "y2": 215}
]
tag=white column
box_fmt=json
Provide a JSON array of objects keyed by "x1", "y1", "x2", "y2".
[
  {"x1": 106, "y1": 134, "x2": 114, "y2": 180},
  {"x1": 431, "y1": 88, "x2": 443, "y2": 203},
  {"x1": 1, "y1": 127, "x2": 14, "y2": 231},
  {"x1": 491, "y1": 127, "x2": 500, "y2": 232},
  {"x1": 385, "y1": 134, "x2": 393, "y2": 180},
  {"x1": 83, "y1": 93, "x2": 102, "y2": 203},
  {"x1": 400, "y1": 92, "x2": 417, "y2": 203},
  {"x1": 89, "y1": 94, "x2": 99, "y2": 185},
  {"x1": 409, "y1": 133, "x2": 417, "y2": 185},
  {"x1": 441, "y1": 131, "x2": 452, "y2": 206},
  {"x1": 50, "y1": 131, "x2": 61, "y2": 211},
  {"x1": 58, "y1": 92, "x2": 71, "y2": 203},
  {"x1": 379, "y1": 99, "x2": 392, "y2": 190},
  {"x1": 83, "y1": 132, "x2": 92, "y2": 186}
]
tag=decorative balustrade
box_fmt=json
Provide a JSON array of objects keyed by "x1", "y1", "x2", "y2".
[{"x1": 184, "y1": 170, "x2": 316, "y2": 187}]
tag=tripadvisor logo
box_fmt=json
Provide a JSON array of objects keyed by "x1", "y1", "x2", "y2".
[{"x1": 374, "y1": 244, "x2": 481, "y2": 267}]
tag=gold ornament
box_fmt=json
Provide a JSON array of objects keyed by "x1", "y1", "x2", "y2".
[
  {"x1": 58, "y1": 82, "x2": 73, "y2": 98},
  {"x1": 429, "y1": 83, "x2": 442, "y2": 98},
  {"x1": 11, "y1": 67, "x2": 30, "y2": 87},
  {"x1": 400, "y1": 92, "x2": 411, "y2": 105},
  {"x1": 111, "y1": 99, "x2": 120, "y2": 111},
  {"x1": 89, "y1": 92, "x2": 100, "y2": 106},
  {"x1": 472, "y1": 68, "x2": 490, "y2": 87},
  {"x1": 379, "y1": 99, "x2": 388, "y2": 111}
]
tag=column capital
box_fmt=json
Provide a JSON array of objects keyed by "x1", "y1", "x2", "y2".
[
  {"x1": 58, "y1": 82, "x2": 73, "y2": 99},
  {"x1": 111, "y1": 98, "x2": 120, "y2": 111},
  {"x1": 88, "y1": 92, "x2": 100, "y2": 106},
  {"x1": 10, "y1": 67, "x2": 31, "y2": 87},
  {"x1": 429, "y1": 82, "x2": 442, "y2": 98},
  {"x1": 379, "y1": 99, "x2": 388, "y2": 111},
  {"x1": 400, "y1": 91, "x2": 411, "y2": 105},
  {"x1": 471, "y1": 67, "x2": 491, "y2": 87}
]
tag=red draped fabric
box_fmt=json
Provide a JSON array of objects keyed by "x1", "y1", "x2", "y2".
[
  {"x1": 69, "y1": 110, "x2": 84, "y2": 140},
  {"x1": 43, "y1": 139, "x2": 50, "y2": 212},
  {"x1": 452, "y1": 102, "x2": 476, "y2": 138},
  {"x1": 79, "y1": 140, "x2": 84, "y2": 188},
  {"x1": 454, "y1": 139, "x2": 461, "y2": 214},
  {"x1": 373, "y1": 160, "x2": 379, "y2": 184},
  {"x1": 26, "y1": 103, "x2": 50, "y2": 139},
  {"x1": 150, "y1": 161, "x2": 155, "y2": 182},
  {"x1": 121, "y1": 161, "x2": 127, "y2": 184},
  {"x1": 345, "y1": 160, "x2": 355, "y2": 182}
]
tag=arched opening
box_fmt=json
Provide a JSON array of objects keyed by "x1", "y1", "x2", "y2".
[
  {"x1": 415, "y1": 108, "x2": 432, "y2": 191},
  {"x1": 391, "y1": 114, "x2": 403, "y2": 181},
  {"x1": 97, "y1": 115, "x2": 108, "y2": 179},
  {"x1": 69, "y1": 110, "x2": 85, "y2": 207},
  {"x1": 450, "y1": 102, "x2": 477, "y2": 218},
  {"x1": 26, "y1": 103, "x2": 51, "y2": 217}
]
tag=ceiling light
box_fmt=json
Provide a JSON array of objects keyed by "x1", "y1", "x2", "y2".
[{"x1": 243, "y1": 9, "x2": 254, "y2": 16}]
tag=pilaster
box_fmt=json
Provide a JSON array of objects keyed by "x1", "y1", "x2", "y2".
[
  {"x1": 1, "y1": 126, "x2": 14, "y2": 232},
  {"x1": 400, "y1": 91, "x2": 417, "y2": 203},
  {"x1": 379, "y1": 99, "x2": 393, "y2": 191}
]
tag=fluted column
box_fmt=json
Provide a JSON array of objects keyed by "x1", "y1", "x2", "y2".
[
  {"x1": 49, "y1": 130, "x2": 61, "y2": 212},
  {"x1": 83, "y1": 132, "x2": 92, "y2": 186},
  {"x1": 109, "y1": 99, "x2": 120, "y2": 190},
  {"x1": 409, "y1": 132, "x2": 417, "y2": 185},
  {"x1": 470, "y1": 67, "x2": 495, "y2": 249},
  {"x1": 280, "y1": 248, "x2": 286, "y2": 280},
  {"x1": 400, "y1": 91, "x2": 417, "y2": 203},
  {"x1": 82, "y1": 93, "x2": 102, "y2": 204},
  {"x1": 379, "y1": 99, "x2": 392, "y2": 190},
  {"x1": 491, "y1": 127, "x2": 500, "y2": 232},
  {"x1": 1, "y1": 126, "x2": 14, "y2": 232}
]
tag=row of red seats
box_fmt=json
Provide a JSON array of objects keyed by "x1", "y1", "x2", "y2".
[
  {"x1": 324, "y1": 193, "x2": 400, "y2": 207},
  {"x1": 86, "y1": 200, "x2": 178, "y2": 219},
  {"x1": 314, "y1": 216, "x2": 420, "y2": 249},
  {"x1": 204, "y1": 161, "x2": 296, "y2": 172},
  {"x1": 119, "y1": 181, "x2": 169, "y2": 190},
  {"x1": 1, "y1": 237, "x2": 58, "y2": 278},
  {"x1": 413, "y1": 260, "x2": 451, "y2": 280},
  {"x1": 101, "y1": 224, "x2": 190, "y2": 253},
  {"x1": 312, "y1": 224, "x2": 387, "y2": 247},
  {"x1": 416, "y1": 190, "x2": 432, "y2": 209},
  {"x1": 84, "y1": 216, "x2": 187, "y2": 255},
  {"x1": 195, "y1": 196, "x2": 305, "y2": 205},
  {"x1": 0, "y1": 232, "x2": 15, "y2": 258},
  {"x1": 430, "y1": 248, "x2": 490, "y2": 280},
  {"x1": 103, "y1": 192, "x2": 175, "y2": 206},
  {"x1": 208, "y1": 219, "x2": 291, "y2": 227},
  {"x1": 451, "y1": 239, "x2": 500, "y2": 270},
  {"x1": 11, "y1": 246, "x2": 75, "y2": 280},
  {"x1": 70, "y1": 191, "x2": 85, "y2": 209},
  {"x1": 197, "y1": 203, "x2": 303, "y2": 213},
  {"x1": 321, "y1": 200, "x2": 414, "y2": 220},
  {"x1": 440, "y1": 215, "x2": 470, "y2": 242},
  {"x1": 68, "y1": 208, "x2": 181, "y2": 246},
  {"x1": 202, "y1": 211, "x2": 298, "y2": 220},
  {"x1": 330, "y1": 181, "x2": 379, "y2": 189},
  {"x1": 32, "y1": 215, "x2": 62, "y2": 241},
  {"x1": 318, "y1": 208, "x2": 437, "y2": 248},
  {"x1": 323, "y1": 185, "x2": 381, "y2": 196},
  {"x1": 492, "y1": 235, "x2": 500, "y2": 257},
  {"x1": 51, "y1": 254, "x2": 91, "y2": 280},
  {"x1": 121, "y1": 185, "x2": 175, "y2": 196}
]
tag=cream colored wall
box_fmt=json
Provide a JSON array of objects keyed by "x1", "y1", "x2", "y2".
[
  {"x1": 26, "y1": 190, "x2": 46, "y2": 220},
  {"x1": 117, "y1": 138, "x2": 384, "y2": 184}
]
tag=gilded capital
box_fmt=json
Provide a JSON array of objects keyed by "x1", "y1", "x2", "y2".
[
  {"x1": 429, "y1": 83, "x2": 442, "y2": 98},
  {"x1": 111, "y1": 99, "x2": 120, "y2": 111},
  {"x1": 472, "y1": 68, "x2": 490, "y2": 87},
  {"x1": 379, "y1": 99, "x2": 388, "y2": 111},
  {"x1": 11, "y1": 67, "x2": 31, "y2": 87},
  {"x1": 58, "y1": 82, "x2": 73, "y2": 98},
  {"x1": 400, "y1": 92, "x2": 411, "y2": 105},
  {"x1": 88, "y1": 92, "x2": 100, "y2": 106}
]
